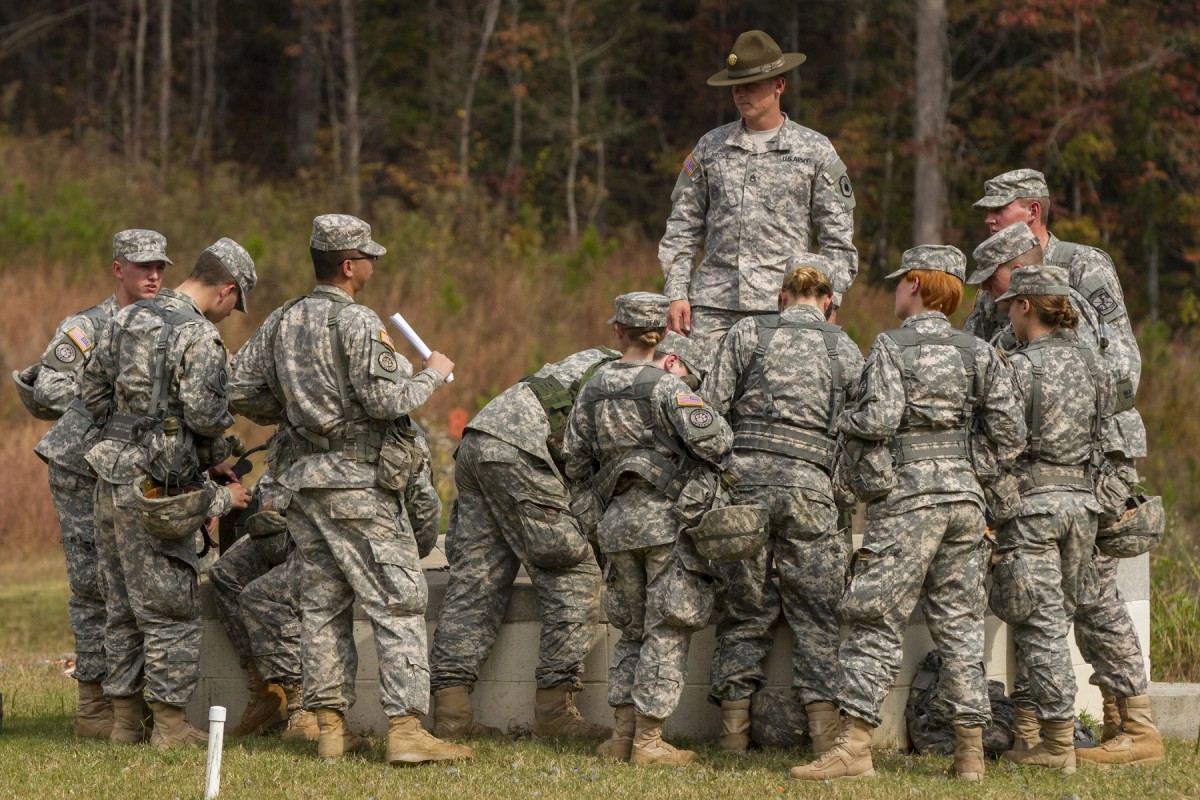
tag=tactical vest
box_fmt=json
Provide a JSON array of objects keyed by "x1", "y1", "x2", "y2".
[
  {"x1": 731, "y1": 314, "x2": 844, "y2": 472},
  {"x1": 521, "y1": 349, "x2": 621, "y2": 464},
  {"x1": 883, "y1": 328, "x2": 980, "y2": 466},
  {"x1": 576, "y1": 365, "x2": 692, "y2": 502}
]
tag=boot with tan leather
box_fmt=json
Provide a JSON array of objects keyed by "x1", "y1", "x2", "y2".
[
  {"x1": 1011, "y1": 705, "x2": 1041, "y2": 751},
  {"x1": 805, "y1": 701, "x2": 840, "y2": 756},
  {"x1": 1100, "y1": 687, "x2": 1121, "y2": 743},
  {"x1": 718, "y1": 699, "x2": 751, "y2": 753},
  {"x1": 148, "y1": 701, "x2": 208, "y2": 750},
  {"x1": 432, "y1": 685, "x2": 503, "y2": 739},
  {"x1": 228, "y1": 661, "x2": 288, "y2": 737},
  {"x1": 630, "y1": 714, "x2": 695, "y2": 766},
  {"x1": 1076, "y1": 695, "x2": 1165, "y2": 766},
  {"x1": 1002, "y1": 718, "x2": 1076, "y2": 774},
  {"x1": 280, "y1": 682, "x2": 319, "y2": 743},
  {"x1": 596, "y1": 705, "x2": 636, "y2": 761},
  {"x1": 789, "y1": 716, "x2": 876, "y2": 781},
  {"x1": 73, "y1": 681, "x2": 114, "y2": 739},
  {"x1": 533, "y1": 683, "x2": 611, "y2": 741},
  {"x1": 109, "y1": 694, "x2": 149, "y2": 744},
  {"x1": 386, "y1": 714, "x2": 474, "y2": 765},
  {"x1": 315, "y1": 708, "x2": 371, "y2": 758},
  {"x1": 953, "y1": 723, "x2": 986, "y2": 781}
]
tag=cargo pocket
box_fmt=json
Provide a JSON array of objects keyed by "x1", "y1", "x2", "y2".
[
  {"x1": 602, "y1": 562, "x2": 635, "y2": 632},
  {"x1": 514, "y1": 492, "x2": 589, "y2": 570},
  {"x1": 144, "y1": 540, "x2": 200, "y2": 620},
  {"x1": 328, "y1": 490, "x2": 378, "y2": 521},
  {"x1": 376, "y1": 432, "x2": 417, "y2": 493},
  {"x1": 368, "y1": 538, "x2": 427, "y2": 615},
  {"x1": 988, "y1": 545, "x2": 1036, "y2": 625},
  {"x1": 655, "y1": 557, "x2": 715, "y2": 631},
  {"x1": 1073, "y1": 550, "x2": 1102, "y2": 608},
  {"x1": 838, "y1": 538, "x2": 901, "y2": 623}
]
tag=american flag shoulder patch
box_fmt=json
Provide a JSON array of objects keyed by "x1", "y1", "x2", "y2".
[{"x1": 683, "y1": 151, "x2": 699, "y2": 177}]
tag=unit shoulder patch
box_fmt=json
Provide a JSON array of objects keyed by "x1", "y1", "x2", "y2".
[
  {"x1": 675, "y1": 393, "x2": 705, "y2": 408},
  {"x1": 378, "y1": 351, "x2": 398, "y2": 373},
  {"x1": 688, "y1": 408, "x2": 714, "y2": 429},
  {"x1": 54, "y1": 342, "x2": 78, "y2": 364}
]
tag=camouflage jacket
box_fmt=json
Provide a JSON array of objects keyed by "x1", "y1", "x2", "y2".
[{"x1": 659, "y1": 115, "x2": 858, "y2": 311}]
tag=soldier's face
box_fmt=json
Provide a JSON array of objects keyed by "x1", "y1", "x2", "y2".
[
  {"x1": 894, "y1": 276, "x2": 920, "y2": 319},
  {"x1": 983, "y1": 266, "x2": 1013, "y2": 299},
  {"x1": 984, "y1": 201, "x2": 1032, "y2": 235},
  {"x1": 1008, "y1": 298, "x2": 1033, "y2": 342},
  {"x1": 113, "y1": 258, "x2": 166, "y2": 304},
  {"x1": 732, "y1": 77, "x2": 783, "y2": 129}
]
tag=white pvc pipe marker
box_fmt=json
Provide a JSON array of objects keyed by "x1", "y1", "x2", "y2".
[
  {"x1": 205, "y1": 706, "x2": 227, "y2": 800},
  {"x1": 388, "y1": 312, "x2": 455, "y2": 383}
]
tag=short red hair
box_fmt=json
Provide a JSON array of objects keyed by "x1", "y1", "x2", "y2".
[{"x1": 906, "y1": 269, "x2": 963, "y2": 315}]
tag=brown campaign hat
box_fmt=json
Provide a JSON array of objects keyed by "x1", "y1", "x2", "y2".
[{"x1": 707, "y1": 30, "x2": 806, "y2": 87}]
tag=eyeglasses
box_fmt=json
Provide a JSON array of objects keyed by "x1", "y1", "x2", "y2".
[{"x1": 350, "y1": 255, "x2": 378, "y2": 264}]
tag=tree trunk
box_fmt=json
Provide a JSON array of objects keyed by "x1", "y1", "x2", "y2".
[
  {"x1": 158, "y1": 0, "x2": 172, "y2": 178},
  {"x1": 340, "y1": 0, "x2": 361, "y2": 215},
  {"x1": 321, "y1": 20, "x2": 343, "y2": 184},
  {"x1": 502, "y1": 0, "x2": 524, "y2": 214},
  {"x1": 1145, "y1": 220, "x2": 1159, "y2": 324},
  {"x1": 289, "y1": 0, "x2": 320, "y2": 172},
  {"x1": 459, "y1": 0, "x2": 502, "y2": 191},
  {"x1": 133, "y1": 0, "x2": 148, "y2": 168},
  {"x1": 189, "y1": 0, "x2": 216, "y2": 169},
  {"x1": 561, "y1": 0, "x2": 581, "y2": 243},
  {"x1": 913, "y1": 0, "x2": 947, "y2": 245}
]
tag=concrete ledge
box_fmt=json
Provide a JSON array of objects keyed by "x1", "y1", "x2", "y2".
[{"x1": 1150, "y1": 682, "x2": 1200, "y2": 740}]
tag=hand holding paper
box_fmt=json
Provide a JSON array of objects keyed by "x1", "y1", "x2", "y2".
[{"x1": 388, "y1": 312, "x2": 455, "y2": 383}]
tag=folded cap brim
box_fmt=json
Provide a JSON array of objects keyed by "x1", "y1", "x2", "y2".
[
  {"x1": 884, "y1": 266, "x2": 909, "y2": 281},
  {"x1": 359, "y1": 240, "x2": 386, "y2": 257},
  {"x1": 972, "y1": 194, "x2": 1016, "y2": 210},
  {"x1": 124, "y1": 251, "x2": 174, "y2": 266},
  {"x1": 706, "y1": 53, "x2": 806, "y2": 86},
  {"x1": 966, "y1": 264, "x2": 1000, "y2": 285}
]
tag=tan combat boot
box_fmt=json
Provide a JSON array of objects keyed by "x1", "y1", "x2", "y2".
[
  {"x1": 1100, "y1": 687, "x2": 1121, "y2": 742},
  {"x1": 315, "y1": 708, "x2": 371, "y2": 759},
  {"x1": 227, "y1": 661, "x2": 288, "y2": 737},
  {"x1": 432, "y1": 685, "x2": 503, "y2": 739},
  {"x1": 1076, "y1": 695, "x2": 1165, "y2": 766},
  {"x1": 280, "y1": 682, "x2": 319, "y2": 743},
  {"x1": 630, "y1": 713, "x2": 695, "y2": 766},
  {"x1": 386, "y1": 714, "x2": 474, "y2": 765},
  {"x1": 1011, "y1": 705, "x2": 1041, "y2": 751},
  {"x1": 533, "y1": 683, "x2": 612, "y2": 741},
  {"x1": 718, "y1": 699, "x2": 751, "y2": 753},
  {"x1": 1002, "y1": 718, "x2": 1076, "y2": 774},
  {"x1": 73, "y1": 681, "x2": 114, "y2": 739},
  {"x1": 953, "y1": 723, "x2": 986, "y2": 781},
  {"x1": 789, "y1": 716, "x2": 876, "y2": 781},
  {"x1": 109, "y1": 694, "x2": 148, "y2": 744},
  {"x1": 148, "y1": 701, "x2": 208, "y2": 750},
  {"x1": 596, "y1": 705, "x2": 636, "y2": 761},
  {"x1": 805, "y1": 702, "x2": 840, "y2": 756}
]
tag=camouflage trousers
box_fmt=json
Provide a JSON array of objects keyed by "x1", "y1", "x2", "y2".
[
  {"x1": 94, "y1": 478, "x2": 202, "y2": 705},
  {"x1": 209, "y1": 535, "x2": 301, "y2": 685},
  {"x1": 289, "y1": 485, "x2": 429, "y2": 717},
  {"x1": 48, "y1": 464, "x2": 106, "y2": 683},
  {"x1": 1002, "y1": 491, "x2": 1097, "y2": 721},
  {"x1": 689, "y1": 306, "x2": 769, "y2": 347},
  {"x1": 837, "y1": 501, "x2": 991, "y2": 728},
  {"x1": 709, "y1": 484, "x2": 845, "y2": 707},
  {"x1": 429, "y1": 433, "x2": 601, "y2": 692}
]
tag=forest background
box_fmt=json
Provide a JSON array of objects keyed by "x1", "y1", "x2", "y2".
[{"x1": 0, "y1": 0, "x2": 1198, "y2": 679}]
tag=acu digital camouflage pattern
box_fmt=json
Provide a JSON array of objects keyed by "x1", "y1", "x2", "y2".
[
  {"x1": 1073, "y1": 551, "x2": 1148, "y2": 698},
  {"x1": 971, "y1": 168, "x2": 1050, "y2": 209},
  {"x1": 203, "y1": 237, "x2": 257, "y2": 312},
  {"x1": 884, "y1": 244, "x2": 967, "y2": 282},
  {"x1": 966, "y1": 222, "x2": 1039, "y2": 285},
  {"x1": 701, "y1": 304, "x2": 864, "y2": 707},
  {"x1": 308, "y1": 213, "x2": 387, "y2": 256},
  {"x1": 608, "y1": 292, "x2": 669, "y2": 327},
  {"x1": 659, "y1": 116, "x2": 858, "y2": 329},
  {"x1": 112, "y1": 228, "x2": 172, "y2": 264}
]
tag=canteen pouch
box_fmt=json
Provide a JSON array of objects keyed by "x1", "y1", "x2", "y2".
[
  {"x1": 844, "y1": 437, "x2": 896, "y2": 503},
  {"x1": 983, "y1": 473, "x2": 1023, "y2": 528},
  {"x1": 376, "y1": 429, "x2": 419, "y2": 492}
]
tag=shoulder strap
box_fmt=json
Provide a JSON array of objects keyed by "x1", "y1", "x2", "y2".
[
  {"x1": 129, "y1": 299, "x2": 206, "y2": 422},
  {"x1": 322, "y1": 293, "x2": 355, "y2": 415},
  {"x1": 884, "y1": 328, "x2": 980, "y2": 422},
  {"x1": 749, "y1": 315, "x2": 845, "y2": 433}
]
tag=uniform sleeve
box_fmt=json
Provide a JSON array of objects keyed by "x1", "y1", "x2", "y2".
[
  {"x1": 837, "y1": 335, "x2": 904, "y2": 440},
  {"x1": 1077, "y1": 253, "x2": 1142, "y2": 394},
  {"x1": 404, "y1": 435, "x2": 443, "y2": 555},
  {"x1": 700, "y1": 321, "x2": 753, "y2": 417},
  {"x1": 178, "y1": 330, "x2": 236, "y2": 438},
  {"x1": 658, "y1": 146, "x2": 708, "y2": 303},
  {"x1": 229, "y1": 309, "x2": 286, "y2": 425},
  {"x1": 341, "y1": 307, "x2": 443, "y2": 419},
  {"x1": 32, "y1": 314, "x2": 98, "y2": 412},
  {"x1": 80, "y1": 317, "x2": 117, "y2": 416},
  {"x1": 974, "y1": 344, "x2": 1027, "y2": 467},
  {"x1": 562, "y1": 394, "x2": 598, "y2": 481},
  {"x1": 659, "y1": 376, "x2": 732, "y2": 465},
  {"x1": 812, "y1": 149, "x2": 859, "y2": 296}
]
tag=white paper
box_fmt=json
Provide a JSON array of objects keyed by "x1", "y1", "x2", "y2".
[{"x1": 388, "y1": 312, "x2": 454, "y2": 383}]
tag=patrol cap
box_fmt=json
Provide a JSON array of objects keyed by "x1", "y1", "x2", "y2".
[
  {"x1": 113, "y1": 228, "x2": 173, "y2": 265},
  {"x1": 608, "y1": 292, "x2": 669, "y2": 327},
  {"x1": 884, "y1": 245, "x2": 966, "y2": 282},
  {"x1": 968, "y1": 223, "x2": 1040, "y2": 285},
  {"x1": 997, "y1": 264, "x2": 1070, "y2": 302},
  {"x1": 310, "y1": 214, "x2": 387, "y2": 256},
  {"x1": 707, "y1": 30, "x2": 806, "y2": 87},
  {"x1": 659, "y1": 330, "x2": 714, "y2": 378},
  {"x1": 973, "y1": 169, "x2": 1050, "y2": 209},
  {"x1": 204, "y1": 237, "x2": 257, "y2": 313},
  {"x1": 784, "y1": 251, "x2": 832, "y2": 282}
]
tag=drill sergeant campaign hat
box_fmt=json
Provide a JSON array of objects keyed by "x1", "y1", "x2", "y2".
[
  {"x1": 968, "y1": 222, "x2": 1040, "y2": 285},
  {"x1": 113, "y1": 228, "x2": 173, "y2": 265},
  {"x1": 884, "y1": 245, "x2": 967, "y2": 283},
  {"x1": 707, "y1": 30, "x2": 807, "y2": 87},
  {"x1": 310, "y1": 213, "x2": 388, "y2": 257},
  {"x1": 996, "y1": 264, "x2": 1071, "y2": 302},
  {"x1": 204, "y1": 237, "x2": 257, "y2": 313},
  {"x1": 608, "y1": 292, "x2": 670, "y2": 327},
  {"x1": 973, "y1": 169, "x2": 1050, "y2": 209}
]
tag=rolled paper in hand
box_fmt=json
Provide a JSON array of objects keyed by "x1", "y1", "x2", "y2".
[{"x1": 388, "y1": 312, "x2": 454, "y2": 383}]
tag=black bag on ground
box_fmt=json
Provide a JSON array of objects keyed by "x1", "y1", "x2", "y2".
[{"x1": 905, "y1": 650, "x2": 1014, "y2": 758}]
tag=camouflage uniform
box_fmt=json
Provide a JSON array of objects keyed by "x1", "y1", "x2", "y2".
[
  {"x1": 701, "y1": 302, "x2": 864, "y2": 708},
  {"x1": 834, "y1": 248, "x2": 1025, "y2": 729},
  {"x1": 30, "y1": 294, "x2": 122, "y2": 684},
  {"x1": 563, "y1": 352, "x2": 733, "y2": 721},
  {"x1": 429, "y1": 349, "x2": 618, "y2": 694},
  {"x1": 659, "y1": 117, "x2": 857, "y2": 342}
]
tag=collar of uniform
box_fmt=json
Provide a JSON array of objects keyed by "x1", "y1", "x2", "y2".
[
  {"x1": 612, "y1": 358, "x2": 655, "y2": 370},
  {"x1": 901, "y1": 310, "x2": 949, "y2": 328},
  {"x1": 100, "y1": 293, "x2": 121, "y2": 316},
  {"x1": 1027, "y1": 328, "x2": 1077, "y2": 348},
  {"x1": 727, "y1": 113, "x2": 792, "y2": 152},
  {"x1": 1044, "y1": 230, "x2": 1063, "y2": 260},
  {"x1": 781, "y1": 304, "x2": 826, "y2": 323},
  {"x1": 156, "y1": 286, "x2": 202, "y2": 315},
  {"x1": 311, "y1": 284, "x2": 355, "y2": 302}
]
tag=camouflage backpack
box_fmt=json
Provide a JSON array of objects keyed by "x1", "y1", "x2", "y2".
[{"x1": 905, "y1": 650, "x2": 1014, "y2": 757}]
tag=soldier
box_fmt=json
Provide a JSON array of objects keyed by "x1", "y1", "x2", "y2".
[
  {"x1": 970, "y1": 170, "x2": 1164, "y2": 765},
  {"x1": 701, "y1": 254, "x2": 865, "y2": 755},
  {"x1": 81, "y1": 238, "x2": 256, "y2": 749},
  {"x1": 660, "y1": 29, "x2": 858, "y2": 343},
  {"x1": 562, "y1": 292, "x2": 733, "y2": 766},
  {"x1": 228, "y1": 213, "x2": 469, "y2": 766},
  {"x1": 12, "y1": 229, "x2": 169, "y2": 738},
  {"x1": 789, "y1": 246, "x2": 1025, "y2": 782},
  {"x1": 988, "y1": 266, "x2": 1110, "y2": 774}
]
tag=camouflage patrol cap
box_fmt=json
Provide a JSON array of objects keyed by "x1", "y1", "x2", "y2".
[
  {"x1": 707, "y1": 30, "x2": 806, "y2": 87},
  {"x1": 784, "y1": 251, "x2": 832, "y2": 281},
  {"x1": 885, "y1": 245, "x2": 966, "y2": 282},
  {"x1": 973, "y1": 169, "x2": 1050, "y2": 209},
  {"x1": 608, "y1": 292, "x2": 669, "y2": 327},
  {"x1": 659, "y1": 330, "x2": 714, "y2": 378},
  {"x1": 996, "y1": 265, "x2": 1070, "y2": 302},
  {"x1": 113, "y1": 228, "x2": 173, "y2": 265},
  {"x1": 310, "y1": 214, "x2": 387, "y2": 256},
  {"x1": 204, "y1": 237, "x2": 257, "y2": 313},
  {"x1": 968, "y1": 223, "x2": 1040, "y2": 285}
]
